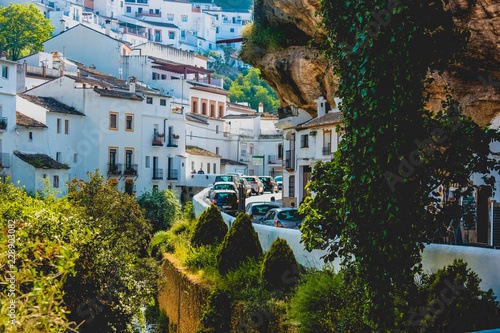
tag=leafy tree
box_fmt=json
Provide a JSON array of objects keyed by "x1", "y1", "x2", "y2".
[
  {"x1": 0, "y1": 181, "x2": 91, "y2": 332},
  {"x1": 0, "y1": 3, "x2": 53, "y2": 60},
  {"x1": 137, "y1": 188, "x2": 181, "y2": 232},
  {"x1": 190, "y1": 203, "x2": 228, "y2": 248},
  {"x1": 228, "y1": 68, "x2": 280, "y2": 111},
  {"x1": 261, "y1": 237, "x2": 299, "y2": 291},
  {"x1": 217, "y1": 213, "x2": 262, "y2": 275},
  {"x1": 65, "y1": 171, "x2": 160, "y2": 332},
  {"x1": 300, "y1": 0, "x2": 500, "y2": 329}
]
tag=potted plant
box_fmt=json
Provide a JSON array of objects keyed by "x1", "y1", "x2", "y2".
[
  {"x1": 157, "y1": 133, "x2": 165, "y2": 138},
  {"x1": 172, "y1": 134, "x2": 180, "y2": 139}
]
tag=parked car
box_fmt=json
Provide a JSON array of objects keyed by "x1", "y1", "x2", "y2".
[
  {"x1": 258, "y1": 176, "x2": 279, "y2": 193},
  {"x1": 209, "y1": 190, "x2": 239, "y2": 216},
  {"x1": 274, "y1": 176, "x2": 282, "y2": 191},
  {"x1": 261, "y1": 208, "x2": 304, "y2": 229},
  {"x1": 214, "y1": 175, "x2": 243, "y2": 189},
  {"x1": 245, "y1": 202, "x2": 280, "y2": 223},
  {"x1": 243, "y1": 176, "x2": 264, "y2": 195},
  {"x1": 208, "y1": 182, "x2": 238, "y2": 198},
  {"x1": 240, "y1": 178, "x2": 252, "y2": 198}
]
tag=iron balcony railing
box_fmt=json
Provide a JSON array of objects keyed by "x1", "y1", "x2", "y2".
[
  {"x1": 108, "y1": 163, "x2": 122, "y2": 175},
  {"x1": 153, "y1": 168, "x2": 163, "y2": 180},
  {"x1": 123, "y1": 164, "x2": 138, "y2": 176},
  {"x1": 168, "y1": 169, "x2": 178, "y2": 180},
  {"x1": 285, "y1": 150, "x2": 295, "y2": 170},
  {"x1": 152, "y1": 134, "x2": 164, "y2": 146},
  {"x1": 322, "y1": 145, "x2": 331, "y2": 156},
  {"x1": 0, "y1": 153, "x2": 10, "y2": 168},
  {"x1": 167, "y1": 136, "x2": 178, "y2": 147}
]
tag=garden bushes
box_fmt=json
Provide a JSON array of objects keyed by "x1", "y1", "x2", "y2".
[
  {"x1": 217, "y1": 213, "x2": 262, "y2": 275},
  {"x1": 261, "y1": 237, "x2": 299, "y2": 291},
  {"x1": 191, "y1": 204, "x2": 228, "y2": 248}
]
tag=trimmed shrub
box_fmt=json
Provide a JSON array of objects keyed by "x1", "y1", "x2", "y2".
[
  {"x1": 199, "y1": 289, "x2": 232, "y2": 333},
  {"x1": 137, "y1": 188, "x2": 182, "y2": 232},
  {"x1": 419, "y1": 259, "x2": 500, "y2": 332},
  {"x1": 191, "y1": 204, "x2": 228, "y2": 248},
  {"x1": 217, "y1": 213, "x2": 263, "y2": 275},
  {"x1": 261, "y1": 237, "x2": 299, "y2": 291}
]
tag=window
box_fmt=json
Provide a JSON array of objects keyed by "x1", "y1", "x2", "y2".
[
  {"x1": 216, "y1": 125, "x2": 219, "y2": 134},
  {"x1": 181, "y1": 15, "x2": 187, "y2": 22},
  {"x1": 216, "y1": 27, "x2": 219, "y2": 33},
  {"x1": 168, "y1": 31, "x2": 175, "y2": 39},
  {"x1": 56, "y1": 152, "x2": 61, "y2": 162},
  {"x1": 1, "y1": 66, "x2": 8, "y2": 79},
  {"x1": 126, "y1": 6, "x2": 131, "y2": 12},
  {"x1": 57, "y1": 118, "x2": 61, "y2": 133},
  {"x1": 160, "y1": 99, "x2": 166, "y2": 106},
  {"x1": 155, "y1": 9, "x2": 160, "y2": 14},
  {"x1": 200, "y1": 162, "x2": 203, "y2": 170},
  {"x1": 74, "y1": 154, "x2": 78, "y2": 163},
  {"x1": 167, "y1": 13, "x2": 174, "y2": 21},
  {"x1": 65, "y1": 119, "x2": 69, "y2": 134},
  {"x1": 125, "y1": 114, "x2": 134, "y2": 131},
  {"x1": 288, "y1": 175, "x2": 295, "y2": 198},
  {"x1": 155, "y1": 30, "x2": 161, "y2": 41},
  {"x1": 53, "y1": 175, "x2": 59, "y2": 188},
  {"x1": 210, "y1": 104, "x2": 215, "y2": 117},
  {"x1": 138, "y1": 7, "x2": 142, "y2": 13},
  {"x1": 181, "y1": 30, "x2": 186, "y2": 38},
  {"x1": 207, "y1": 163, "x2": 211, "y2": 174},
  {"x1": 230, "y1": 28, "x2": 234, "y2": 33},
  {"x1": 202, "y1": 102, "x2": 207, "y2": 115},
  {"x1": 192, "y1": 100, "x2": 198, "y2": 113},
  {"x1": 125, "y1": 149, "x2": 134, "y2": 169},
  {"x1": 146, "y1": 97, "x2": 153, "y2": 104},
  {"x1": 149, "y1": 9, "x2": 153, "y2": 14},
  {"x1": 42, "y1": 174, "x2": 47, "y2": 179},
  {"x1": 278, "y1": 143, "x2": 283, "y2": 159},
  {"x1": 109, "y1": 148, "x2": 117, "y2": 165},
  {"x1": 219, "y1": 105, "x2": 224, "y2": 118},
  {"x1": 109, "y1": 112, "x2": 118, "y2": 130},
  {"x1": 250, "y1": 143, "x2": 254, "y2": 154},
  {"x1": 300, "y1": 134, "x2": 309, "y2": 148},
  {"x1": 216, "y1": 147, "x2": 219, "y2": 155},
  {"x1": 145, "y1": 156, "x2": 150, "y2": 168},
  {"x1": 213, "y1": 163, "x2": 216, "y2": 174},
  {"x1": 28, "y1": 132, "x2": 33, "y2": 141},
  {"x1": 191, "y1": 161, "x2": 195, "y2": 171}
]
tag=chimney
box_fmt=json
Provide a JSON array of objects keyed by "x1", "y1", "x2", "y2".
[
  {"x1": 1, "y1": 51, "x2": 8, "y2": 60},
  {"x1": 315, "y1": 96, "x2": 327, "y2": 118},
  {"x1": 129, "y1": 76, "x2": 136, "y2": 93},
  {"x1": 258, "y1": 102, "x2": 264, "y2": 113},
  {"x1": 60, "y1": 19, "x2": 66, "y2": 32},
  {"x1": 105, "y1": 19, "x2": 111, "y2": 36}
]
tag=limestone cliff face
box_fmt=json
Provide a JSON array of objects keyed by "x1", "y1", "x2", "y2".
[{"x1": 252, "y1": 0, "x2": 500, "y2": 125}]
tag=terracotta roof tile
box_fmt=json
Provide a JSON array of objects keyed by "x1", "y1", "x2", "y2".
[
  {"x1": 14, "y1": 150, "x2": 69, "y2": 169},
  {"x1": 16, "y1": 111, "x2": 47, "y2": 128},
  {"x1": 18, "y1": 94, "x2": 84, "y2": 116},
  {"x1": 186, "y1": 145, "x2": 220, "y2": 157}
]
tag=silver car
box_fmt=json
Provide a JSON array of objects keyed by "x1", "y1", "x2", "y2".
[
  {"x1": 243, "y1": 176, "x2": 264, "y2": 195},
  {"x1": 245, "y1": 202, "x2": 280, "y2": 223},
  {"x1": 262, "y1": 208, "x2": 304, "y2": 229}
]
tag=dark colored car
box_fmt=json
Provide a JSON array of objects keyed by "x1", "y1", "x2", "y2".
[
  {"x1": 262, "y1": 208, "x2": 304, "y2": 229},
  {"x1": 258, "y1": 176, "x2": 279, "y2": 193},
  {"x1": 245, "y1": 202, "x2": 280, "y2": 223},
  {"x1": 209, "y1": 190, "x2": 239, "y2": 216}
]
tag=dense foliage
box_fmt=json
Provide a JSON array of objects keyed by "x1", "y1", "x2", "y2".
[
  {"x1": 261, "y1": 237, "x2": 299, "y2": 291},
  {"x1": 198, "y1": 289, "x2": 232, "y2": 333},
  {"x1": 0, "y1": 3, "x2": 53, "y2": 60},
  {"x1": 137, "y1": 188, "x2": 181, "y2": 232},
  {"x1": 191, "y1": 204, "x2": 228, "y2": 248},
  {"x1": 0, "y1": 181, "x2": 90, "y2": 332},
  {"x1": 217, "y1": 213, "x2": 262, "y2": 275},
  {"x1": 228, "y1": 68, "x2": 280, "y2": 112},
  {"x1": 64, "y1": 172, "x2": 160, "y2": 332},
  {"x1": 300, "y1": 0, "x2": 500, "y2": 328}
]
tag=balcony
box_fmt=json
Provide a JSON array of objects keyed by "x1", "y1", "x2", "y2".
[
  {"x1": 267, "y1": 155, "x2": 281, "y2": 165},
  {"x1": 153, "y1": 168, "x2": 163, "y2": 180},
  {"x1": 322, "y1": 145, "x2": 331, "y2": 156},
  {"x1": 167, "y1": 135, "x2": 179, "y2": 147},
  {"x1": 0, "y1": 117, "x2": 7, "y2": 131},
  {"x1": 285, "y1": 150, "x2": 295, "y2": 170},
  {"x1": 167, "y1": 169, "x2": 178, "y2": 180},
  {"x1": 108, "y1": 163, "x2": 122, "y2": 175},
  {"x1": 0, "y1": 153, "x2": 10, "y2": 168},
  {"x1": 152, "y1": 134, "x2": 164, "y2": 146},
  {"x1": 123, "y1": 164, "x2": 138, "y2": 176}
]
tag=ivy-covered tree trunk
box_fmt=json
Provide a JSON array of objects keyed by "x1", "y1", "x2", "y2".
[{"x1": 301, "y1": 0, "x2": 500, "y2": 330}]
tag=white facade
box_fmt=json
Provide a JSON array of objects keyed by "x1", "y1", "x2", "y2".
[{"x1": 0, "y1": 59, "x2": 19, "y2": 180}]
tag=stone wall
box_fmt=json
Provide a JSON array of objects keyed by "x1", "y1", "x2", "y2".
[{"x1": 158, "y1": 254, "x2": 211, "y2": 333}]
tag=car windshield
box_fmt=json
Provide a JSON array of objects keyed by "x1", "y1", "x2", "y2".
[
  {"x1": 244, "y1": 177, "x2": 255, "y2": 182},
  {"x1": 216, "y1": 176, "x2": 234, "y2": 182},
  {"x1": 251, "y1": 205, "x2": 276, "y2": 216},
  {"x1": 260, "y1": 177, "x2": 271, "y2": 182},
  {"x1": 215, "y1": 193, "x2": 236, "y2": 201},
  {"x1": 275, "y1": 176, "x2": 282, "y2": 181},
  {"x1": 214, "y1": 184, "x2": 235, "y2": 191},
  {"x1": 278, "y1": 210, "x2": 304, "y2": 221}
]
